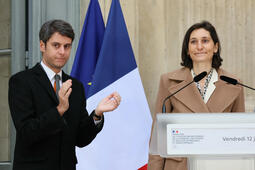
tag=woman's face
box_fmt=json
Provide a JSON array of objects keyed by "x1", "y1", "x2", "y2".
[{"x1": 188, "y1": 28, "x2": 218, "y2": 65}]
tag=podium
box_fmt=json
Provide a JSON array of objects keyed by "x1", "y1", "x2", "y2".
[{"x1": 150, "y1": 113, "x2": 255, "y2": 170}]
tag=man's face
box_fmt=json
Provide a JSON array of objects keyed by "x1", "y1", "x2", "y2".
[{"x1": 40, "y1": 32, "x2": 72, "y2": 73}]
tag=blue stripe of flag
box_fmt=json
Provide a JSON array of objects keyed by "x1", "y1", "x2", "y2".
[
  {"x1": 71, "y1": 0, "x2": 105, "y2": 98},
  {"x1": 88, "y1": 0, "x2": 137, "y2": 97}
]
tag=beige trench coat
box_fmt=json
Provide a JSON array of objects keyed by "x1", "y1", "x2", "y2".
[{"x1": 148, "y1": 67, "x2": 245, "y2": 170}]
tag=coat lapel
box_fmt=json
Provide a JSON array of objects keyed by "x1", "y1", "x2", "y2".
[
  {"x1": 167, "y1": 68, "x2": 210, "y2": 113},
  {"x1": 32, "y1": 63, "x2": 58, "y2": 103},
  {"x1": 206, "y1": 69, "x2": 242, "y2": 112},
  {"x1": 62, "y1": 71, "x2": 70, "y2": 82}
]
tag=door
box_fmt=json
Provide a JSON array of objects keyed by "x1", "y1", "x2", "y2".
[
  {"x1": 1, "y1": 0, "x2": 80, "y2": 169},
  {"x1": 0, "y1": 0, "x2": 14, "y2": 169}
]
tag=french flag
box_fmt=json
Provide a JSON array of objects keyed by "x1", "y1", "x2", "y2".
[
  {"x1": 70, "y1": 0, "x2": 105, "y2": 97},
  {"x1": 73, "y1": 0, "x2": 152, "y2": 169}
]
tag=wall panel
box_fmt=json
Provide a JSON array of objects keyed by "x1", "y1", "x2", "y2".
[{"x1": 80, "y1": 0, "x2": 255, "y2": 113}]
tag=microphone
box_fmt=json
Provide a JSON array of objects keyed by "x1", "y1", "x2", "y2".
[
  {"x1": 162, "y1": 71, "x2": 207, "y2": 113},
  {"x1": 220, "y1": 75, "x2": 255, "y2": 91}
]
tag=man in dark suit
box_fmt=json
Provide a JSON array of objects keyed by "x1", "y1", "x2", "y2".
[{"x1": 8, "y1": 19, "x2": 121, "y2": 170}]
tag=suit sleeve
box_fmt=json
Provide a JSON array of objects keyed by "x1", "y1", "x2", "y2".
[
  {"x1": 75, "y1": 83, "x2": 104, "y2": 148},
  {"x1": 8, "y1": 74, "x2": 66, "y2": 146}
]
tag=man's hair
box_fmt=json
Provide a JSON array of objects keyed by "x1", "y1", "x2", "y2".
[
  {"x1": 180, "y1": 20, "x2": 223, "y2": 69},
  {"x1": 39, "y1": 19, "x2": 75, "y2": 44}
]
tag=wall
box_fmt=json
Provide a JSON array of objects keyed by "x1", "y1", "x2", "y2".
[
  {"x1": 80, "y1": 1, "x2": 255, "y2": 168},
  {"x1": 81, "y1": 0, "x2": 255, "y2": 114},
  {"x1": 0, "y1": 0, "x2": 11, "y2": 162}
]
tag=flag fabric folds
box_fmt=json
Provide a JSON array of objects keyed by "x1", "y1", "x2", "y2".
[
  {"x1": 87, "y1": 0, "x2": 137, "y2": 97},
  {"x1": 70, "y1": 0, "x2": 105, "y2": 98},
  {"x1": 75, "y1": 0, "x2": 152, "y2": 169}
]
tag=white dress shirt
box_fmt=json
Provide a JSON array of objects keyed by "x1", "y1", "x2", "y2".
[
  {"x1": 191, "y1": 68, "x2": 218, "y2": 103},
  {"x1": 40, "y1": 61, "x2": 62, "y2": 88},
  {"x1": 40, "y1": 61, "x2": 102, "y2": 124}
]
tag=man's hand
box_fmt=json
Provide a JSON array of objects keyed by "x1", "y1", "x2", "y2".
[
  {"x1": 57, "y1": 79, "x2": 72, "y2": 116},
  {"x1": 95, "y1": 92, "x2": 121, "y2": 117}
]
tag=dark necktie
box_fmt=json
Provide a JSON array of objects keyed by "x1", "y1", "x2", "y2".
[{"x1": 54, "y1": 74, "x2": 60, "y2": 99}]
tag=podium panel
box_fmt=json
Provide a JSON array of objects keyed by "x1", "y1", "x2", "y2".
[
  {"x1": 149, "y1": 113, "x2": 255, "y2": 170},
  {"x1": 167, "y1": 124, "x2": 255, "y2": 155},
  {"x1": 189, "y1": 157, "x2": 255, "y2": 170}
]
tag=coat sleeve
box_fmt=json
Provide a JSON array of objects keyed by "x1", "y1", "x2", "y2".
[
  {"x1": 148, "y1": 74, "x2": 187, "y2": 170},
  {"x1": 148, "y1": 74, "x2": 171, "y2": 170},
  {"x1": 8, "y1": 74, "x2": 66, "y2": 146},
  {"x1": 231, "y1": 85, "x2": 245, "y2": 112},
  {"x1": 75, "y1": 83, "x2": 104, "y2": 148}
]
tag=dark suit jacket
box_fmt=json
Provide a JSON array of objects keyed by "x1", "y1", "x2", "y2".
[{"x1": 8, "y1": 63, "x2": 103, "y2": 170}]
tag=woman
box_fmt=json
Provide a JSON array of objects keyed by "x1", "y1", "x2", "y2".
[{"x1": 148, "y1": 21, "x2": 245, "y2": 170}]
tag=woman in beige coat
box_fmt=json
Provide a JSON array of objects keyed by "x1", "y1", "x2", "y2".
[{"x1": 148, "y1": 21, "x2": 245, "y2": 170}]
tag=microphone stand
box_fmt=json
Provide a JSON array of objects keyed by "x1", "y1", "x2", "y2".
[
  {"x1": 161, "y1": 71, "x2": 207, "y2": 113},
  {"x1": 220, "y1": 76, "x2": 255, "y2": 91},
  {"x1": 160, "y1": 71, "x2": 207, "y2": 170},
  {"x1": 162, "y1": 81, "x2": 194, "y2": 113},
  {"x1": 237, "y1": 82, "x2": 255, "y2": 91}
]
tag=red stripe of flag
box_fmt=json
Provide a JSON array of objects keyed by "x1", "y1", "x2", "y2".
[{"x1": 138, "y1": 164, "x2": 147, "y2": 170}]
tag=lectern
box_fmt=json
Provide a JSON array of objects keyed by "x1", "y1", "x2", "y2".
[{"x1": 150, "y1": 113, "x2": 255, "y2": 170}]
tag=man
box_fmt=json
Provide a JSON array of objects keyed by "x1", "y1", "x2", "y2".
[{"x1": 8, "y1": 19, "x2": 121, "y2": 170}]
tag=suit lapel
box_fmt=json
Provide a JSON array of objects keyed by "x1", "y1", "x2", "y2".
[
  {"x1": 62, "y1": 71, "x2": 69, "y2": 82},
  {"x1": 206, "y1": 69, "x2": 242, "y2": 112},
  {"x1": 32, "y1": 63, "x2": 58, "y2": 103},
  {"x1": 168, "y1": 68, "x2": 210, "y2": 113}
]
